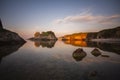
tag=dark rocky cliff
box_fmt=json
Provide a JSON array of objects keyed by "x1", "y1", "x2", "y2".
[
  {"x1": 0, "y1": 19, "x2": 3, "y2": 30},
  {"x1": 97, "y1": 27, "x2": 120, "y2": 39},
  {"x1": 86, "y1": 32, "x2": 98, "y2": 41},
  {"x1": 86, "y1": 27, "x2": 120, "y2": 40},
  {"x1": 0, "y1": 19, "x2": 26, "y2": 44}
]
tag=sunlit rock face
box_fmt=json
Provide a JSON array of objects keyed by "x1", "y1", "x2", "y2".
[
  {"x1": 61, "y1": 27, "x2": 120, "y2": 42},
  {"x1": 61, "y1": 33, "x2": 87, "y2": 41},
  {"x1": 0, "y1": 19, "x2": 26, "y2": 44}
]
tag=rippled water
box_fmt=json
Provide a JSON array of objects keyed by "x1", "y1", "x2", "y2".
[{"x1": 0, "y1": 40, "x2": 120, "y2": 80}]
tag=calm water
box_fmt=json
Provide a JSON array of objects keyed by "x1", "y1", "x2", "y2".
[{"x1": 0, "y1": 40, "x2": 120, "y2": 80}]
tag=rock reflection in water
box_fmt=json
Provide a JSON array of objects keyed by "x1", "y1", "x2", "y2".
[
  {"x1": 63, "y1": 40, "x2": 120, "y2": 54},
  {"x1": 63, "y1": 40, "x2": 87, "y2": 47},
  {"x1": 32, "y1": 40, "x2": 57, "y2": 48},
  {"x1": 0, "y1": 43, "x2": 25, "y2": 63}
]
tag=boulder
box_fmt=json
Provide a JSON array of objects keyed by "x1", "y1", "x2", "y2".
[
  {"x1": 91, "y1": 48, "x2": 101, "y2": 57},
  {"x1": 72, "y1": 48, "x2": 86, "y2": 61}
]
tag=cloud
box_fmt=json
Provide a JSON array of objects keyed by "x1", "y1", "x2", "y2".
[
  {"x1": 98, "y1": 14, "x2": 120, "y2": 24},
  {"x1": 52, "y1": 14, "x2": 120, "y2": 25}
]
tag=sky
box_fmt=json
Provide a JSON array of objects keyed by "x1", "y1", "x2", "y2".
[{"x1": 0, "y1": 0, "x2": 120, "y2": 39}]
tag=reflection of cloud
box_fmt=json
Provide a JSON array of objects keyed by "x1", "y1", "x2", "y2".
[{"x1": 53, "y1": 14, "x2": 120, "y2": 25}]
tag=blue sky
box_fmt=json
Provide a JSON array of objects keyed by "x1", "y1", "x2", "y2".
[{"x1": 0, "y1": 0, "x2": 120, "y2": 38}]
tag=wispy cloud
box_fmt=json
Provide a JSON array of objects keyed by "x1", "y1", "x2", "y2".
[
  {"x1": 52, "y1": 13, "x2": 120, "y2": 25},
  {"x1": 98, "y1": 14, "x2": 120, "y2": 24}
]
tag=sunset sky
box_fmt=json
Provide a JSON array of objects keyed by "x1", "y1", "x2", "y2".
[{"x1": 0, "y1": 0, "x2": 120, "y2": 39}]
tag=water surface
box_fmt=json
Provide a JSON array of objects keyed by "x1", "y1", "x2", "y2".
[{"x1": 0, "y1": 40, "x2": 120, "y2": 80}]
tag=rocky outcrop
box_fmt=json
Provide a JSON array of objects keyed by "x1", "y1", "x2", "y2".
[
  {"x1": 29, "y1": 31, "x2": 57, "y2": 40},
  {"x1": 72, "y1": 48, "x2": 86, "y2": 61},
  {"x1": 0, "y1": 19, "x2": 26, "y2": 44},
  {"x1": 86, "y1": 27, "x2": 120, "y2": 40},
  {"x1": 97, "y1": 27, "x2": 120, "y2": 39},
  {"x1": 86, "y1": 32, "x2": 98, "y2": 41}
]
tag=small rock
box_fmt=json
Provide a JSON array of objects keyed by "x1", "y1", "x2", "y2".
[{"x1": 91, "y1": 48, "x2": 101, "y2": 57}]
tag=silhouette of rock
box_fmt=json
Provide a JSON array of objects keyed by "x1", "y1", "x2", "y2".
[
  {"x1": 91, "y1": 48, "x2": 101, "y2": 57},
  {"x1": 72, "y1": 48, "x2": 86, "y2": 61},
  {"x1": 0, "y1": 43, "x2": 25, "y2": 64},
  {"x1": 0, "y1": 19, "x2": 3, "y2": 30},
  {"x1": 0, "y1": 19, "x2": 26, "y2": 44}
]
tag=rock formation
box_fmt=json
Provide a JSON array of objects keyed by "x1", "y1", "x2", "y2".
[
  {"x1": 0, "y1": 19, "x2": 26, "y2": 44},
  {"x1": 29, "y1": 31, "x2": 57, "y2": 40},
  {"x1": 97, "y1": 27, "x2": 120, "y2": 39},
  {"x1": 72, "y1": 48, "x2": 86, "y2": 61},
  {"x1": 86, "y1": 27, "x2": 120, "y2": 40}
]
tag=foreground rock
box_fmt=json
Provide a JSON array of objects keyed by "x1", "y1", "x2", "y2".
[
  {"x1": 91, "y1": 48, "x2": 101, "y2": 57},
  {"x1": 0, "y1": 19, "x2": 26, "y2": 45},
  {"x1": 72, "y1": 48, "x2": 86, "y2": 61}
]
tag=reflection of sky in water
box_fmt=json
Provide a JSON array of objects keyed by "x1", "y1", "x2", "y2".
[{"x1": 0, "y1": 40, "x2": 120, "y2": 80}]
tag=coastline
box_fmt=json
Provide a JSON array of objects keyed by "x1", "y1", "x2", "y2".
[{"x1": 91, "y1": 39, "x2": 120, "y2": 43}]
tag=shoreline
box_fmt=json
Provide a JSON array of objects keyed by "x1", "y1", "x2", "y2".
[{"x1": 91, "y1": 39, "x2": 120, "y2": 43}]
